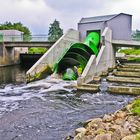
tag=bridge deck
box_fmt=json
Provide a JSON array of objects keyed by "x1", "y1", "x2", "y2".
[
  {"x1": 1, "y1": 41, "x2": 54, "y2": 48},
  {"x1": 112, "y1": 40, "x2": 140, "y2": 48}
]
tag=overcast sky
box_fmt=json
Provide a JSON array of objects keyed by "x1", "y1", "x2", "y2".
[{"x1": 0, "y1": 0, "x2": 139, "y2": 34}]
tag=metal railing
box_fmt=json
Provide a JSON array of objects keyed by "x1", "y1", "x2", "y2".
[{"x1": 0, "y1": 35, "x2": 49, "y2": 42}]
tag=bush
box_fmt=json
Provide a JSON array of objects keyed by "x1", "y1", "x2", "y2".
[
  {"x1": 28, "y1": 47, "x2": 47, "y2": 54},
  {"x1": 119, "y1": 49, "x2": 140, "y2": 55},
  {"x1": 131, "y1": 98, "x2": 140, "y2": 116}
]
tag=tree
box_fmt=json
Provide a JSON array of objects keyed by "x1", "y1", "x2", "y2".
[
  {"x1": 0, "y1": 22, "x2": 31, "y2": 40},
  {"x1": 48, "y1": 19, "x2": 63, "y2": 42},
  {"x1": 132, "y1": 29, "x2": 140, "y2": 41}
]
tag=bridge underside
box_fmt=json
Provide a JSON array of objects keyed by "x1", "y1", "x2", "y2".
[{"x1": 0, "y1": 41, "x2": 54, "y2": 66}]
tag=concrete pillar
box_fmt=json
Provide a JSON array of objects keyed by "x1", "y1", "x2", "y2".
[{"x1": 0, "y1": 43, "x2": 20, "y2": 66}]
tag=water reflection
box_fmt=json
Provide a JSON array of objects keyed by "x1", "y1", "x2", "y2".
[{"x1": 0, "y1": 65, "x2": 26, "y2": 84}]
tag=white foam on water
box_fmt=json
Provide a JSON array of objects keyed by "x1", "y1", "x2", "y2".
[{"x1": 0, "y1": 77, "x2": 76, "y2": 114}]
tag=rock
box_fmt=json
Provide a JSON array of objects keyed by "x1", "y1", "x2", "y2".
[
  {"x1": 103, "y1": 114, "x2": 113, "y2": 122},
  {"x1": 95, "y1": 133, "x2": 111, "y2": 140},
  {"x1": 87, "y1": 118, "x2": 102, "y2": 129},
  {"x1": 122, "y1": 135, "x2": 136, "y2": 140},
  {"x1": 83, "y1": 119, "x2": 93, "y2": 127},
  {"x1": 116, "y1": 111, "x2": 127, "y2": 118},
  {"x1": 104, "y1": 123, "x2": 112, "y2": 131},
  {"x1": 74, "y1": 132, "x2": 85, "y2": 140},
  {"x1": 75, "y1": 127, "x2": 86, "y2": 135},
  {"x1": 123, "y1": 121, "x2": 131, "y2": 130},
  {"x1": 130, "y1": 126, "x2": 137, "y2": 133},
  {"x1": 95, "y1": 128, "x2": 106, "y2": 135},
  {"x1": 111, "y1": 128, "x2": 122, "y2": 140},
  {"x1": 115, "y1": 118, "x2": 124, "y2": 125},
  {"x1": 109, "y1": 125, "x2": 121, "y2": 132}
]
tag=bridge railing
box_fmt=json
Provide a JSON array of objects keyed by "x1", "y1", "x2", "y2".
[{"x1": 0, "y1": 35, "x2": 48, "y2": 42}]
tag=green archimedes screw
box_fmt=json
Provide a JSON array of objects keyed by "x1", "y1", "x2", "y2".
[{"x1": 55, "y1": 32, "x2": 100, "y2": 80}]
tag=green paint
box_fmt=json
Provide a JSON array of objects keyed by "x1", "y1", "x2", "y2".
[
  {"x1": 55, "y1": 32, "x2": 100, "y2": 80},
  {"x1": 84, "y1": 32, "x2": 100, "y2": 55}
]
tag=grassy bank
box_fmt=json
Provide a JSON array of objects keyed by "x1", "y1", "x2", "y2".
[
  {"x1": 128, "y1": 57, "x2": 140, "y2": 62},
  {"x1": 28, "y1": 47, "x2": 47, "y2": 54},
  {"x1": 119, "y1": 49, "x2": 140, "y2": 55}
]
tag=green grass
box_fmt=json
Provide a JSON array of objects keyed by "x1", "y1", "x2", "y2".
[
  {"x1": 131, "y1": 98, "x2": 140, "y2": 116},
  {"x1": 128, "y1": 57, "x2": 140, "y2": 62},
  {"x1": 28, "y1": 47, "x2": 47, "y2": 54},
  {"x1": 119, "y1": 49, "x2": 140, "y2": 55}
]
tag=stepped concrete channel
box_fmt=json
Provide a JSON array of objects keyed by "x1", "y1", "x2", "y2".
[{"x1": 107, "y1": 63, "x2": 140, "y2": 95}]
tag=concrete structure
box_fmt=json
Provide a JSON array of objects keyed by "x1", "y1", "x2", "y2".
[
  {"x1": 77, "y1": 27, "x2": 115, "y2": 84},
  {"x1": 3, "y1": 41, "x2": 54, "y2": 48},
  {"x1": 0, "y1": 30, "x2": 25, "y2": 66},
  {"x1": 26, "y1": 29, "x2": 79, "y2": 82},
  {"x1": 0, "y1": 41, "x2": 53, "y2": 66},
  {"x1": 78, "y1": 13, "x2": 132, "y2": 41},
  {"x1": 112, "y1": 39, "x2": 140, "y2": 48}
]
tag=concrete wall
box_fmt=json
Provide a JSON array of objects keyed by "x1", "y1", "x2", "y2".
[
  {"x1": 26, "y1": 29, "x2": 79, "y2": 81},
  {"x1": 107, "y1": 14, "x2": 132, "y2": 40},
  {"x1": 0, "y1": 43, "x2": 20, "y2": 66},
  {"x1": 78, "y1": 27, "x2": 115, "y2": 84},
  {"x1": 78, "y1": 14, "x2": 132, "y2": 41},
  {"x1": 78, "y1": 21, "x2": 105, "y2": 41}
]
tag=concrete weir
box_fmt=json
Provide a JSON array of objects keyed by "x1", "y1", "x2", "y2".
[
  {"x1": 108, "y1": 63, "x2": 140, "y2": 95},
  {"x1": 117, "y1": 67, "x2": 140, "y2": 72},
  {"x1": 107, "y1": 76, "x2": 140, "y2": 84},
  {"x1": 76, "y1": 83, "x2": 100, "y2": 92},
  {"x1": 113, "y1": 71, "x2": 140, "y2": 78},
  {"x1": 108, "y1": 86, "x2": 140, "y2": 95}
]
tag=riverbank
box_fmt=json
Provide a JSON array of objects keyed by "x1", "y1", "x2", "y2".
[{"x1": 73, "y1": 97, "x2": 140, "y2": 140}]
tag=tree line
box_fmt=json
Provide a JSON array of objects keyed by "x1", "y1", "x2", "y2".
[
  {"x1": 0, "y1": 20, "x2": 140, "y2": 42},
  {"x1": 0, "y1": 19, "x2": 63, "y2": 42}
]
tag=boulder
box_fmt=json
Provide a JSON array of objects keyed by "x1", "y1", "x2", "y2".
[
  {"x1": 122, "y1": 135, "x2": 136, "y2": 140},
  {"x1": 75, "y1": 127, "x2": 86, "y2": 135},
  {"x1": 95, "y1": 133, "x2": 111, "y2": 140}
]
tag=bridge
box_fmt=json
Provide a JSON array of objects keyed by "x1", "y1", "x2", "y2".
[
  {"x1": 0, "y1": 35, "x2": 55, "y2": 66},
  {"x1": 112, "y1": 39, "x2": 140, "y2": 48},
  {"x1": 2, "y1": 41, "x2": 54, "y2": 48}
]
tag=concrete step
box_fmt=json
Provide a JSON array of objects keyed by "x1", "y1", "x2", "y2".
[
  {"x1": 107, "y1": 76, "x2": 140, "y2": 84},
  {"x1": 81, "y1": 83, "x2": 100, "y2": 88},
  {"x1": 77, "y1": 83, "x2": 100, "y2": 92},
  {"x1": 108, "y1": 85, "x2": 140, "y2": 95},
  {"x1": 117, "y1": 67, "x2": 140, "y2": 72},
  {"x1": 113, "y1": 71, "x2": 140, "y2": 78},
  {"x1": 92, "y1": 76, "x2": 101, "y2": 83},
  {"x1": 121, "y1": 64, "x2": 140, "y2": 69}
]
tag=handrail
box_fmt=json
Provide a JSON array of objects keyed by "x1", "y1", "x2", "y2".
[{"x1": 0, "y1": 35, "x2": 48, "y2": 42}]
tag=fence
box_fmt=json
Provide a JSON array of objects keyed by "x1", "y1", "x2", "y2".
[{"x1": 0, "y1": 35, "x2": 48, "y2": 42}]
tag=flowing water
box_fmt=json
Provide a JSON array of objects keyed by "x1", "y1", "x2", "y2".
[{"x1": 0, "y1": 65, "x2": 135, "y2": 140}]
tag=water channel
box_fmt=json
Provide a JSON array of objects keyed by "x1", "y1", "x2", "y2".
[{"x1": 0, "y1": 65, "x2": 135, "y2": 140}]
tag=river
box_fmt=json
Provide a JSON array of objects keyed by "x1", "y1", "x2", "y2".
[{"x1": 0, "y1": 65, "x2": 135, "y2": 140}]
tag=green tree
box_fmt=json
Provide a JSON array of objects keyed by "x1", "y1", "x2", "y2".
[
  {"x1": 132, "y1": 29, "x2": 140, "y2": 40},
  {"x1": 48, "y1": 19, "x2": 63, "y2": 42},
  {"x1": 0, "y1": 22, "x2": 31, "y2": 41}
]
